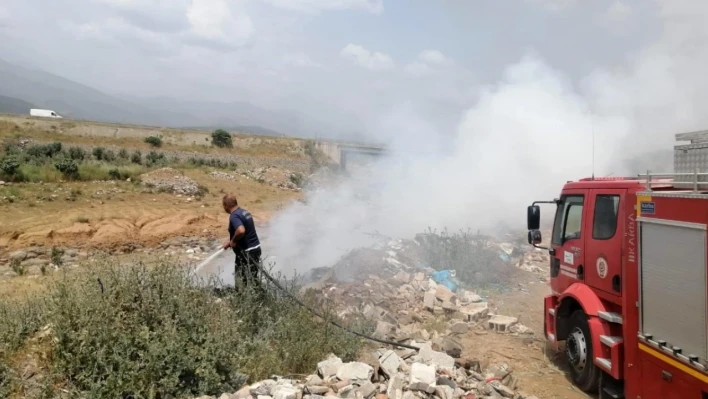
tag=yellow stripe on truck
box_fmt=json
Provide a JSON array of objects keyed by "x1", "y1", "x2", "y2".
[{"x1": 639, "y1": 343, "x2": 708, "y2": 384}]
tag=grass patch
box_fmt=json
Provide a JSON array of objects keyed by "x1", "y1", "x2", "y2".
[
  {"x1": 0, "y1": 258, "x2": 361, "y2": 398},
  {"x1": 77, "y1": 162, "x2": 146, "y2": 181}
]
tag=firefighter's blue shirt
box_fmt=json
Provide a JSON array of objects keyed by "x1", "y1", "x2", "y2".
[{"x1": 228, "y1": 208, "x2": 261, "y2": 252}]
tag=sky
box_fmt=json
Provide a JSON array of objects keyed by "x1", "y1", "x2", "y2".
[{"x1": 0, "y1": 0, "x2": 663, "y2": 143}]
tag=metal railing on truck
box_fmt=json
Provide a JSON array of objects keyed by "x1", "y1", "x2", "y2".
[{"x1": 639, "y1": 171, "x2": 708, "y2": 193}]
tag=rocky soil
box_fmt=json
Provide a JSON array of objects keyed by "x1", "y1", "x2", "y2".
[{"x1": 140, "y1": 167, "x2": 203, "y2": 196}]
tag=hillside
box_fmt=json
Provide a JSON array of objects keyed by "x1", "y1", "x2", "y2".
[
  {"x1": 0, "y1": 95, "x2": 36, "y2": 114},
  {"x1": 0, "y1": 59, "x2": 289, "y2": 136}
]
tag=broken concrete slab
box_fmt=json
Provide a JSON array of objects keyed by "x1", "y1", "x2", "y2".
[
  {"x1": 272, "y1": 384, "x2": 297, "y2": 399},
  {"x1": 378, "y1": 350, "x2": 401, "y2": 377},
  {"x1": 423, "y1": 290, "x2": 436, "y2": 310},
  {"x1": 459, "y1": 303, "x2": 489, "y2": 322},
  {"x1": 487, "y1": 315, "x2": 518, "y2": 332},
  {"x1": 317, "y1": 355, "x2": 343, "y2": 379},
  {"x1": 410, "y1": 363, "x2": 436, "y2": 386},
  {"x1": 441, "y1": 301, "x2": 458, "y2": 312},
  {"x1": 434, "y1": 285, "x2": 456, "y2": 303},
  {"x1": 337, "y1": 362, "x2": 374, "y2": 382},
  {"x1": 356, "y1": 381, "x2": 377, "y2": 399},
  {"x1": 418, "y1": 343, "x2": 456, "y2": 372},
  {"x1": 375, "y1": 321, "x2": 396, "y2": 338}
]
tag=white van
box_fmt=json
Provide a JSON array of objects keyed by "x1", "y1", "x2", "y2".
[{"x1": 30, "y1": 109, "x2": 63, "y2": 118}]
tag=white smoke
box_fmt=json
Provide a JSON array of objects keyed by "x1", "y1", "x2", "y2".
[{"x1": 264, "y1": 1, "x2": 708, "y2": 277}]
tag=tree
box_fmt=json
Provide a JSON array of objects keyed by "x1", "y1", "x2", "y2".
[{"x1": 211, "y1": 129, "x2": 233, "y2": 148}]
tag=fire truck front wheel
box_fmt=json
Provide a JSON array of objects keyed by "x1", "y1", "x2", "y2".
[{"x1": 565, "y1": 310, "x2": 600, "y2": 392}]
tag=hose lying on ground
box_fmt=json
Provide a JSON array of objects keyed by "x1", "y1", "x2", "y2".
[{"x1": 196, "y1": 249, "x2": 421, "y2": 351}]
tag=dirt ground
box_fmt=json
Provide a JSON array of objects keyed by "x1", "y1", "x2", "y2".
[
  {"x1": 465, "y1": 275, "x2": 595, "y2": 399},
  {"x1": 0, "y1": 168, "x2": 300, "y2": 252}
]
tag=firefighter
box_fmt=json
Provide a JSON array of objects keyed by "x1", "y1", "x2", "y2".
[{"x1": 221, "y1": 193, "x2": 262, "y2": 289}]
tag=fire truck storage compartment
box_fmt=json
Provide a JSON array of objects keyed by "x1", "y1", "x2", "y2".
[{"x1": 639, "y1": 218, "x2": 707, "y2": 364}]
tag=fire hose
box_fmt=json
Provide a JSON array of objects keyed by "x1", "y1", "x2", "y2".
[{"x1": 196, "y1": 249, "x2": 420, "y2": 351}]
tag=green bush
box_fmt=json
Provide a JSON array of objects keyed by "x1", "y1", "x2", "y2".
[
  {"x1": 117, "y1": 148, "x2": 129, "y2": 159},
  {"x1": 92, "y1": 147, "x2": 105, "y2": 161},
  {"x1": 54, "y1": 159, "x2": 79, "y2": 179},
  {"x1": 0, "y1": 258, "x2": 361, "y2": 398},
  {"x1": 145, "y1": 150, "x2": 165, "y2": 166},
  {"x1": 103, "y1": 149, "x2": 116, "y2": 162},
  {"x1": 144, "y1": 136, "x2": 163, "y2": 147},
  {"x1": 211, "y1": 129, "x2": 233, "y2": 148},
  {"x1": 108, "y1": 168, "x2": 121, "y2": 180},
  {"x1": 131, "y1": 150, "x2": 142, "y2": 165},
  {"x1": 26, "y1": 142, "x2": 62, "y2": 159},
  {"x1": 0, "y1": 157, "x2": 20, "y2": 177},
  {"x1": 68, "y1": 146, "x2": 87, "y2": 161}
]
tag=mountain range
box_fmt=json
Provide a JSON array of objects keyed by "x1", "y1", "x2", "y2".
[{"x1": 0, "y1": 58, "x2": 327, "y2": 138}]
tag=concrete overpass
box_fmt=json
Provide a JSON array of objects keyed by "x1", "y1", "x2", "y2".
[{"x1": 314, "y1": 140, "x2": 388, "y2": 170}]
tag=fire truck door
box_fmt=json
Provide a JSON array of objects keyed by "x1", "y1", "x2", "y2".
[
  {"x1": 549, "y1": 193, "x2": 586, "y2": 286},
  {"x1": 585, "y1": 189, "x2": 626, "y2": 296}
]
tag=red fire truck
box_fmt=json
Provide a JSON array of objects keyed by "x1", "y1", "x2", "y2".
[{"x1": 526, "y1": 130, "x2": 708, "y2": 398}]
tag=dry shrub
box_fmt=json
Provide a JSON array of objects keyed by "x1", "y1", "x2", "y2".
[{"x1": 0, "y1": 258, "x2": 361, "y2": 399}]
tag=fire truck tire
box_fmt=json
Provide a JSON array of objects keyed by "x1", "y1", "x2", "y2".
[{"x1": 566, "y1": 310, "x2": 600, "y2": 392}]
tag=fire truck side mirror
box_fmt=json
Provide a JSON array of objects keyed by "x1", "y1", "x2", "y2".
[
  {"x1": 527, "y1": 205, "x2": 540, "y2": 230},
  {"x1": 528, "y1": 230, "x2": 542, "y2": 245}
]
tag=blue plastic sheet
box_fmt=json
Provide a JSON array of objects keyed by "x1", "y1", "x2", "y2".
[{"x1": 431, "y1": 270, "x2": 458, "y2": 292}]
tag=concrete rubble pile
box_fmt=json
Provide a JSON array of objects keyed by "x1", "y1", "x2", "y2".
[
  {"x1": 304, "y1": 239, "x2": 536, "y2": 341},
  {"x1": 194, "y1": 348, "x2": 539, "y2": 399},
  {"x1": 194, "y1": 235, "x2": 546, "y2": 399}
]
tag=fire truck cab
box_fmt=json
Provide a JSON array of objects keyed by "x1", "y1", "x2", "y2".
[{"x1": 527, "y1": 172, "x2": 708, "y2": 398}]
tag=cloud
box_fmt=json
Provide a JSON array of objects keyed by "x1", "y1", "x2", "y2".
[
  {"x1": 418, "y1": 50, "x2": 454, "y2": 67},
  {"x1": 283, "y1": 53, "x2": 324, "y2": 68},
  {"x1": 403, "y1": 61, "x2": 433, "y2": 78},
  {"x1": 340, "y1": 44, "x2": 395, "y2": 71},
  {"x1": 187, "y1": 0, "x2": 253, "y2": 45},
  {"x1": 262, "y1": 0, "x2": 383, "y2": 14},
  {"x1": 87, "y1": 0, "x2": 253, "y2": 49},
  {"x1": 404, "y1": 50, "x2": 455, "y2": 78},
  {"x1": 606, "y1": 1, "x2": 632, "y2": 22}
]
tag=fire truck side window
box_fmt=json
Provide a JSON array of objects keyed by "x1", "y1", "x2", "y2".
[
  {"x1": 592, "y1": 194, "x2": 620, "y2": 240},
  {"x1": 551, "y1": 195, "x2": 584, "y2": 245}
]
